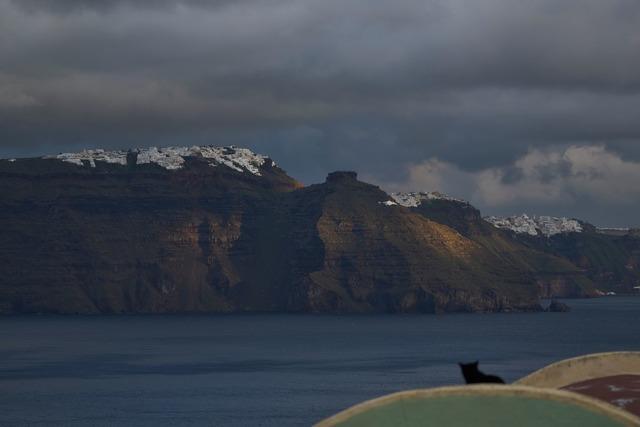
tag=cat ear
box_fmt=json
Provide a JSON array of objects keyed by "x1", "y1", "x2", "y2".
[{"x1": 473, "y1": 361, "x2": 479, "y2": 366}]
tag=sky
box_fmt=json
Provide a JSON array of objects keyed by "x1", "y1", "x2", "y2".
[{"x1": 1, "y1": 0, "x2": 640, "y2": 226}]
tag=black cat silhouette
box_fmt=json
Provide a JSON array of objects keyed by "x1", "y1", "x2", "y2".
[{"x1": 459, "y1": 361, "x2": 505, "y2": 384}]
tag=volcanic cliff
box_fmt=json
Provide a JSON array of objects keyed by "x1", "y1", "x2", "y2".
[
  {"x1": 0, "y1": 146, "x2": 632, "y2": 314},
  {"x1": 485, "y1": 215, "x2": 640, "y2": 295}
]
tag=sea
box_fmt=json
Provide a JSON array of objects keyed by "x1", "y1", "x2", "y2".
[{"x1": 1, "y1": 297, "x2": 639, "y2": 426}]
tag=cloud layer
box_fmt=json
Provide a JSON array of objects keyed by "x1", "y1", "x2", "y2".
[
  {"x1": 1, "y1": 0, "x2": 639, "y2": 225},
  {"x1": 391, "y1": 145, "x2": 640, "y2": 226}
]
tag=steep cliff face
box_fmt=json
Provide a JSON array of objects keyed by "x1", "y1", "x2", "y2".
[
  {"x1": 482, "y1": 213, "x2": 640, "y2": 293},
  {"x1": 0, "y1": 148, "x2": 613, "y2": 314},
  {"x1": 513, "y1": 232, "x2": 640, "y2": 294},
  {"x1": 291, "y1": 173, "x2": 543, "y2": 313},
  {"x1": 403, "y1": 198, "x2": 597, "y2": 298},
  {"x1": 0, "y1": 149, "x2": 301, "y2": 314}
]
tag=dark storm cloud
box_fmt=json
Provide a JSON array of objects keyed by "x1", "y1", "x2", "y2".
[
  {"x1": 11, "y1": 0, "x2": 245, "y2": 14},
  {"x1": 1, "y1": 0, "x2": 640, "y2": 224},
  {"x1": 392, "y1": 145, "x2": 640, "y2": 226}
]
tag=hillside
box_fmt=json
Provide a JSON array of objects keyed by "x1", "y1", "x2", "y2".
[
  {"x1": 1, "y1": 146, "x2": 634, "y2": 314},
  {"x1": 484, "y1": 214, "x2": 640, "y2": 293},
  {"x1": 389, "y1": 194, "x2": 596, "y2": 298},
  {"x1": 0, "y1": 147, "x2": 299, "y2": 314}
]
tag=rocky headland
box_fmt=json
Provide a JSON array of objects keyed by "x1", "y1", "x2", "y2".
[{"x1": 0, "y1": 146, "x2": 637, "y2": 314}]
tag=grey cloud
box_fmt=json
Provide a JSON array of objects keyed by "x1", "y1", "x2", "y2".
[
  {"x1": 1, "y1": 0, "x2": 640, "y2": 224},
  {"x1": 10, "y1": 0, "x2": 248, "y2": 14},
  {"x1": 391, "y1": 145, "x2": 640, "y2": 227}
]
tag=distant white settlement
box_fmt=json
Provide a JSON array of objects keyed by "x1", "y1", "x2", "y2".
[
  {"x1": 485, "y1": 214, "x2": 583, "y2": 237},
  {"x1": 388, "y1": 191, "x2": 467, "y2": 207},
  {"x1": 44, "y1": 146, "x2": 270, "y2": 176}
]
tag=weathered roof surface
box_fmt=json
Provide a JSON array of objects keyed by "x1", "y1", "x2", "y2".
[
  {"x1": 563, "y1": 375, "x2": 640, "y2": 417},
  {"x1": 516, "y1": 352, "x2": 640, "y2": 389},
  {"x1": 516, "y1": 352, "x2": 640, "y2": 418},
  {"x1": 314, "y1": 385, "x2": 640, "y2": 427}
]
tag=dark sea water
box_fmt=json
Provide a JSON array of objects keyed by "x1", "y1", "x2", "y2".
[{"x1": 1, "y1": 297, "x2": 639, "y2": 426}]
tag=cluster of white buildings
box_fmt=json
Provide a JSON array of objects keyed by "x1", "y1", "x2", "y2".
[
  {"x1": 485, "y1": 214, "x2": 583, "y2": 237},
  {"x1": 46, "y1": 146, "x2": 270, "y2": 175},
  {"x1": 387, "y1": 191, "x2": 467, "y2": 207}
]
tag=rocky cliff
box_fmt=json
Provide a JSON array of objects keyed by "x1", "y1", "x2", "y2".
[
  {"x1": 484, "y1": 214, "x2": 640, "y2": 294},
  {"x1": 0, "y1": 147, "x2": 299, "y2": 314},
  {"x1": 390, "y1": 196, "x2": 597, "y2": 299},
  {"x1": 0, "y1": 146, "x2": 629, "y2": 314},
  {"x1": 510, "y1": 231, "x2": 640, "y2": 294}
]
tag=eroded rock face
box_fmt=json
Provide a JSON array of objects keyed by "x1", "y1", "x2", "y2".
[
  {"x1": 283, "y1": 175, "x2": 543, "y2": 313},
  {"x1": 480, "y1": 211, "x2": 640, "y2": 294},
  {"x1": 536, "y1": 232, "x2": 640, "y2": 294},
  {"x1": 401, "y1": 197, "x2": 597, "y2": 299},
  {"x1": 0, "y1": 153, "x2": 604, "y2": 314},
  {"x1": 478, "y1": 220, "x2": 640, "y2": 295},
  {"x1": 0, "y1": 151, "x2": 299, "y2": 314}
]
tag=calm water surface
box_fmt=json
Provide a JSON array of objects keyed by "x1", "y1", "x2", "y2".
[{"x1": 1, "y1": 297, "x2": 639, "y2": 426}]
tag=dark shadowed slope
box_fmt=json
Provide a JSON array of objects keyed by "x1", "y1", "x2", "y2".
[{"x1": 1, "y1": 148, "x2": 627, "y2": 314}]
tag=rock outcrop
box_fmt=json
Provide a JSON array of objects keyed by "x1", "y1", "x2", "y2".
[
  {"x1": 290, "y1": 173, "x2": 542, "y2": 313},
  {"x1": 545, "y1": 300, "x2": 571, "y2": 312}
]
